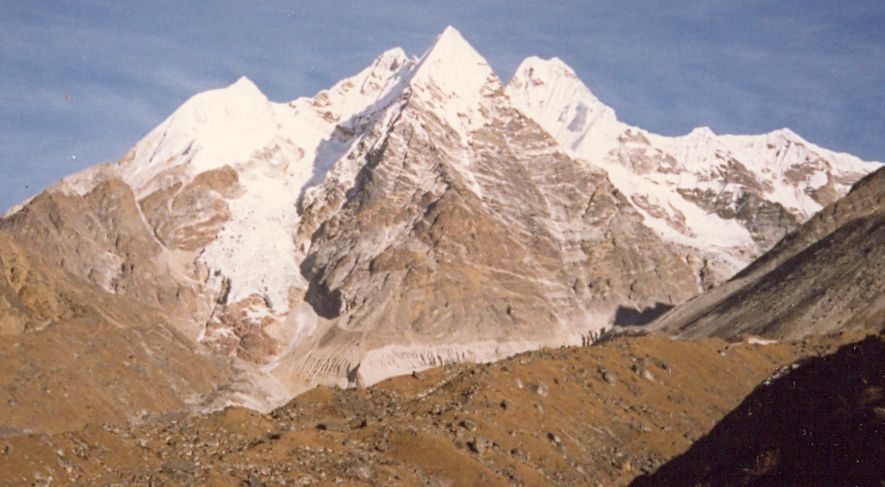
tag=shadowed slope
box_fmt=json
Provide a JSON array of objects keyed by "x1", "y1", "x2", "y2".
[{"x1": 633, "y1": 331, "x2": 885, "y2": 486}]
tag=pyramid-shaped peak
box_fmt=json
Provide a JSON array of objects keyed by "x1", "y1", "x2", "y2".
[
  {"x1": 418, "y1": 26, "x2": 491, "y2": 73},
  {"x1": 434, "y1": 25, "x2": 469, "y2": 49},
  {"x1": 405, "y1": 26, "x2": 500, "y2": 137},
  {"x1": 222, "y1": 76, "x2": 266, "y2": 98},
  {"x1": 229, "y1": 75, "x2": 258, "y2": 90},
  {"x1": 412, "y1": 26, "x2": 497, "y2": 89}
]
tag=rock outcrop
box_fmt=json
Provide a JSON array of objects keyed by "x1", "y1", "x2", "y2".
[{"x1": 0, "y1": 229, "x2": 234, "y2": 434}]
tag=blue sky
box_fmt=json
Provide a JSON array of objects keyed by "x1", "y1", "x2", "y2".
[{"x1": 2, "y1": 1, "x2": 884, "y2": 211}]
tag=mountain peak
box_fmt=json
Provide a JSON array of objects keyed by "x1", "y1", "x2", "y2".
[
  {"x1": 687, "y1": 126, "x2": 716, "y2": 138},
  {"x1": 513, "y1": 56, "x2": 579, "y2": 81},
  {"x1": 507, "y1": 55, "x2": 621, "y2": 160},
  {"x1": 373, "y1": 47, "x2": 409, "y2": 70},
  {"x1": 408, "y1": 26, "x2": 499, "y2": 136},
  {"x1": 182, "y1": 75, "x2": 269, "y2": 110},
  {"x1": 228, "y1": 75, "x2": 260, "y2": 92},
  {"x1": 304, "y1": 46, "x2": 412, "y2": 123},
  {"x1": 414, "y1": 25, "x2": 495, "y2": 81},
  {"x1": 770, "y1": 127, "x2": 800, "y2": 140},
  {"x1": 507, "y1": 55, "x2": 615, "y2": 120},
  {"x1": 432, "y1": 25, "x2": 470, "y2": 52},
  {"x1": 210, "y1": 76, "x2": 268, "y2": 105},
  {"x1": 119, "y1": 75, "x2": 274, "y2": 193}
]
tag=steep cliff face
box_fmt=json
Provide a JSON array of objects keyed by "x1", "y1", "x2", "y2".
[
  {"x1": 0, "y1": 27, "x2": 878, "y2": 407},
  {"x1": 650, "y1": 167, "x2": 885, "y2": 339}
]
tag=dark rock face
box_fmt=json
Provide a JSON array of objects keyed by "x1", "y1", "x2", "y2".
[
  {"x1": 139, "y1": 165, "x2": 240, "y2": 251},
  {"x1": 678, "y1": 185, "x2": 801, "y2": 250},
  {"x1": 733, "y1": 193, "x2": 800, "y2": 249},
  {"x1": 614, "y1": 302, "x2": 674, "y2": 326},
  {"x1": 674, "y1": 157, "x2": 803, "y2": 251}
]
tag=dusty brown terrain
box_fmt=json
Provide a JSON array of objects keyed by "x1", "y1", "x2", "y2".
[
  {"x1": 0, "y1": 315, "x2": 232, "y2": 436},
  {"x1": 0, "y1": 330, "x2": 870, "y2": 486},
  {"x1": 634, "y1": 331, "x2": 885, "y2": 486}
]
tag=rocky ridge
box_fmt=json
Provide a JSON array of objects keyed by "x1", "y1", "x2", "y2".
[
  {"x1": 651, "y1": 166, "x2": 885, "y2": 339},
  {"x1": 0, "y1": 229, "x2": 234, "y2": 434}
]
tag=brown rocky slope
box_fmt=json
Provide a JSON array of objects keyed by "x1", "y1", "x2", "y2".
[
  {"x1": 0, "y1": 329, "x2": 870, "y2": 486},
  {"x1": 0, "y1": 229, "x2": 233, "y2": 435}
]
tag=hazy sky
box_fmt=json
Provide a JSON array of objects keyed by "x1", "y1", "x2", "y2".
[{"x1": 2, "y1": 1, "x2": 884, "y2": 211}]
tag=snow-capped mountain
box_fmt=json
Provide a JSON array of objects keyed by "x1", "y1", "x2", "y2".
[
  {"x1": 1, "y1": 26, "x2": 879, "y2": 408},
  {"x1": 507, "y1": 56, "x2": 880, "y2": 282}
]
